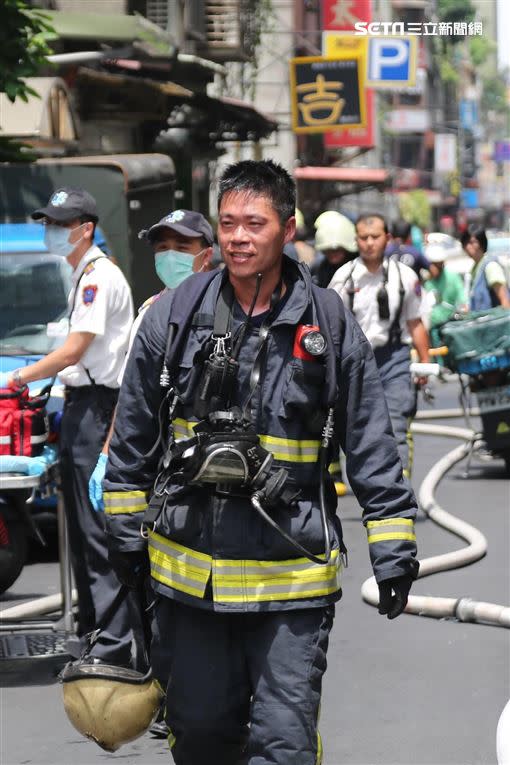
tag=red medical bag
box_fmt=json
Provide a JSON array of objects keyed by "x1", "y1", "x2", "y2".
[{"x1": 0, "y1": 385, "x2": 49, "y2": 457}]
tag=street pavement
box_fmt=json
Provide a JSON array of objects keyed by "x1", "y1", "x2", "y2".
[{"x1": 0, "y1": 380, "x2": 508, "y2": 765}]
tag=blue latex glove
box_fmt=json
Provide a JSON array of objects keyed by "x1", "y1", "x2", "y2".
[{"x1": 89, "y1": 453, "x2": 108, "y2": 512}]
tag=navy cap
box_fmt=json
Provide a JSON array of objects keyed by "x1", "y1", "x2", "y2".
[
  {"x1": 140, "y1": 209, "x2": 214, "y2": 246},
  {"x1": 32, "y1": 187, "x2": 98, "y2": 223}
]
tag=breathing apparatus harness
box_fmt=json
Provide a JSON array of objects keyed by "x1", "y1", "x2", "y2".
[
  {"x1": 144, "y1": 272, "x2": 341, "y2": 566},
  {"x1": 345, "y1": 257, "x2": 405, "y2": 346}
]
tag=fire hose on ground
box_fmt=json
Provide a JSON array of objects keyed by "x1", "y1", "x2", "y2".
[{"x1": 361, "y1": 420, "x2": 510, "y2": 627}]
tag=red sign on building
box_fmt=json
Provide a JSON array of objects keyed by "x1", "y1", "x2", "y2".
[
  {"x1": 322, "y1": 0, "x2": 372, "y2": 31},
  {"x1": 324, "y1": 88, "x2": 374, "y2": 148}
]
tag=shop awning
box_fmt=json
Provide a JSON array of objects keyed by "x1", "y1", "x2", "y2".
[
  {"x1": 76, "y1": 67, "x2": 277, "y2": 142},
  {"x1": 0, "y1": 77, "x2": 78, "y2": 152},
  {"x1": 37, "y1": 10, "x2": 175, "y2": 56},
  {"x1": 294, "y1": 166, "x2": 389, "y2": 184}
]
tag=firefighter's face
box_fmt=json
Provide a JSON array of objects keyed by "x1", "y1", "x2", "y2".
[{"x1": 218, "y1": 191, "x2": 295, "y2": 282}]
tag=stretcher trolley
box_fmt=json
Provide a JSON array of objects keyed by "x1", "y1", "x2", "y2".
[{"x1": 0, "y1": 460, "x2": 75, "y2": 685}]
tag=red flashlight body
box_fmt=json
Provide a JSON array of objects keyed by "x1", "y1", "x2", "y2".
[{"x1": 293, "y1": 324, "x2": 320, "y2": 361}]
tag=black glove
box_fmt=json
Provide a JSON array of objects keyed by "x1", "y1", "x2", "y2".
[
  {"x1": 108, "y1": 549, "x2": 148, "y2": 590},
  {"x1": 378, "y1": 575, "x2": 413, "y2": 620}
]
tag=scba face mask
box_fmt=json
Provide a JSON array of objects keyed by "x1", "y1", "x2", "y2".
[
  {"x1": 44, "y1": 223, "x2": 86, "y2": 258},
  {"x1": 154, "y1": 249, "x2": 206, "y2": 289}
]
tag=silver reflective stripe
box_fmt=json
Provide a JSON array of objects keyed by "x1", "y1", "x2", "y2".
[
  {"x1": 0, "y1": 436, "x2": 11, "y2": 445},
  {"x1": 213, "y1": 566, "x2": 341, "y2": 603},
  {"x1": 214, "y1": 558, "x2": 332, "y2": 576},
  {"x1": 148, "y1": 532, "x2": 212, "y2": 599},
  {"x1": 214, "y1": 577, "x2": 339, "y2": 598},
  {"x1": 150, "y1": 560, "x2": 209, "y2": 594},
  {"x1": 30, "y1": 434, "x2": 47, "y2": 444},
  {"x1": 149, "y1": 534, "x2": 211, "y2": 572},
  {"x1": 366, "y1": 518, "x2": 415, "y2": 543},
  {"x1": 213, "y1": 552, "x2": 342, "y2": 603},
  {"x1": 104, "y1": 495, "x2": 146, "y2": 510}
]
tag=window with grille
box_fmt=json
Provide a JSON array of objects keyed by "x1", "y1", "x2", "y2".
[{"x1": 146, "y1": 0, "x2": 168, "y2": 28}]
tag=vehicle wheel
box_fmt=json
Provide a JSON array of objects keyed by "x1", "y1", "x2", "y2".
[{"x1": 0, "y1": 510, "x2": 28, "y2": 595}]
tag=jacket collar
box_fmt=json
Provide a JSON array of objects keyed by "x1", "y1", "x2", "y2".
[{"x1": 201, "y1": 255, "x2": 312, "y2": 328}]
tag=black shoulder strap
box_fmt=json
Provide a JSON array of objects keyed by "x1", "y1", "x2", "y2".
[
  {"x1": 388, "y1": 260, "x2": 405, "y2": 346},
  {"x1": 311, "y1": 284, "x2": 345, "y2": 408},
  {"x1": 163, "y1": 270, "x2": 220, "y2": 381}
]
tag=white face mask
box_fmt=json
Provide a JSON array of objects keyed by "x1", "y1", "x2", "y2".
[{"x1": 44, "y1": 223, "x2": 86, "y2": 258}]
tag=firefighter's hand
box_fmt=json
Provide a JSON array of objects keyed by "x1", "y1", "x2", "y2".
[
  {"x1": 89, "y1": 453, "x2": 108, "y2": 512},
  {"x1": 378, "y1": 575, "x2": 413, "y2": 620},
  {"x1": 109, "y1": 549, "x2": 148, "y2": 590}
]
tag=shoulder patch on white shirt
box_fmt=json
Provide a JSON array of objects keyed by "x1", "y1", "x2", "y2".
[{"x1": 82, "y1": 284, "x2": 98, "y2": 305}]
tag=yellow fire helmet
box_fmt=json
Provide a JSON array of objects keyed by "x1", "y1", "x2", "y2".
[{"x1": 60, "y1": 661, "x2": 164, "y2": 752}]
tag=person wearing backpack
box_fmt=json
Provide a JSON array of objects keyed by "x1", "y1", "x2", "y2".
[
  {"x1": 328, "y1": 213, "x2": 430, "y2": 480},
  {"x1": 461, "y1": 225, "x2": 510, "y2": 310},
  {"x1": 6, "y1": 187, "x2": 142, "y2": 670},
  {"x1": 102, "y1": 160, "x2": 419, "y2": 765}
]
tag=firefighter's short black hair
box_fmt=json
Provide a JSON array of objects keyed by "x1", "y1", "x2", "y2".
[{"x1": 218, "y1": 160, "x2": 295, "y2": 225}]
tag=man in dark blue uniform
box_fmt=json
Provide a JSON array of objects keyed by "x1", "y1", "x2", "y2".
[
  {"x1": 386, "y1": 219, "x2": 429, "y2": 278},
  {"x1": 103, "y1": 161, "x2": 419, "y2": 764}
]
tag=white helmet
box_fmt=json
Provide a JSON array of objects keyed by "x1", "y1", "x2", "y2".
[
  {"x1": 315, "y1": 214, "x2": 357, "y2": 253},
  {"x1": 314, "y1": 210, "x2": 345, "y2": 230},
  {"x1": 426, "y1": 232, "x2": 462, "y2": 258},
  {"x1": 424, "y1": 243, "x2": 449, "y2": 263}
]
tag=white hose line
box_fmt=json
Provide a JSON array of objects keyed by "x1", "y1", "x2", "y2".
[
  {"x1": 497, "y1": 699, "x2": 510, "y2": 764},
  {"x1": 0, "y1": 589, "x2": 77, "y2": 621},
  {"x1": 415, "y1": 407, "x2": 480, "y2": 420},
  {"x1": 361, "y1": 423, "x2": 510, "y2": 628}
]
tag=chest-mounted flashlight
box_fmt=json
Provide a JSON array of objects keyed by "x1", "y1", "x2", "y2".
[{"x1": 293, "y1": 324, "x2": 327, "y2": 361}]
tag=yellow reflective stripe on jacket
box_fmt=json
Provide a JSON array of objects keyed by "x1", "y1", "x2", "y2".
[
  {"x1": 147, "y1": 533, "x2": 342, "y2": 604},
  {"x1": 259, "y1": 434, "x2": 320, "y2": 463},
  {"x1": 172, "y1": 419, "x2": 320, "y2": 464},
  {"x1": 328, "y1": 461, "x2": 341, "y2": 474},
  {"x1": 172, "y1": 417, "x2": 199, "y2": 441},
  {"x1": 148, "y1": 531, "x2": 212, "y2": 599},
  {"x1": 316, "y1": 730, "x2": 323, "y2": 765},
  {"x1": 212, "y1": 550, "x2": 341, "y2": 603},
  {"x1": 366, "y1": 518, "x2": 416, "y2": 543},
  {"x1": 104, "y1": 491, "x2": 147, "y2": 515}
]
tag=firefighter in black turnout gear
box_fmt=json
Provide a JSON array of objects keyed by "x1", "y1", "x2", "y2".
[{"x1": 104, "y1": 161, "x2": 419, "y2": 765}]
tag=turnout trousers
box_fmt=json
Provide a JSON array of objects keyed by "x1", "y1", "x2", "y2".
[
  {"x1": 151, "y1": 598, "x2": 335, "y2": 765},
  {"x1": 59, "y1": 385, "x2": 143, "y2": 666},
  {"x1": 373, "y1": 343, "x2": 417, "y2": 478}
]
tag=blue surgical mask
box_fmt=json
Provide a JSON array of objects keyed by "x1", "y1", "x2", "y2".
[
  {"x1": 155, "y1": 249, "x2": 204, "y2": 289},
  {"x1": 44, "y1": 223, "x2": 85, "y2": 258}
]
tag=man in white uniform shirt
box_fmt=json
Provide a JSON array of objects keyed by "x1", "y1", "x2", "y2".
[
  {"x1": 7, "y1": 187, "x2": 141, "y2": 668},
  {"x1": 329, "y1": 213, "x2": 430, "y2": 478}
]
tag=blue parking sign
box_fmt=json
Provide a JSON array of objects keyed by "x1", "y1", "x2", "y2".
[{"x1": 366, "y1": 37, "x2": 416, "y2": 88}]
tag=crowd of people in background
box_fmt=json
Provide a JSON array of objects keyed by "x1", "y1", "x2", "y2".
[{"x1": 285, "y1": 210, "x2": 510, "y2": 339}]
